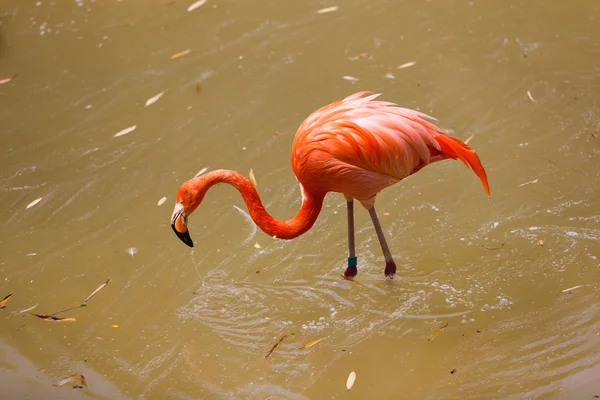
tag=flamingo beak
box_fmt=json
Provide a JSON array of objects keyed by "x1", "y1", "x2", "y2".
[{"x1": 171, "y1": 202, "x2": 194, "y2": 248}]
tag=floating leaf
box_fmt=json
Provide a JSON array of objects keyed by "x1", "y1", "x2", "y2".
[
  {"x1": 0, "y1": 292, "x2": 14, "y2": 309},
  {"x1": 249, "y1": 168, "x2": 257, "y2": 186},
  {"x1": 346, "y1": 370, "x2": 356, "y2": 391},
  {"x1": 84, "y1": 279, "x2": 110, "y2": 303},
  {"x1": 264, "y1": 333, "x2": 287, "y2": 359},
  {"x1": 537, "y1": 239, "x2": 544, "y2": 246},
  {"x1": 0, "y1": 74, "x2": 17, "y2": 84},
  {"x1": 464, "y1": 134, "x2": 475, "y2": 145},
  {"x1": 26, "y1": 197, "x2": 43, "y2": 209},
  {"x1": 12, "y1": 303, "x2": 38, "y2": 315},
  {"x1": 397, "y1": 61, "x2": 416, "y2": 69},
  {"x1": 144, "y1": 90, "x2": 166, "y2": 107},
  {"x1": 299, "y1": 337, "x2": 325, "y2": 350},
  {"x1": 33, "y1": 314, "x2": 76, "y2": 322},
  {"x1": 157, "y1": 196, "x2": 167, "y2": 206},
  {"x1": 113, "y1": 125, "x2": 136, "y2": 138},
  {"x1": 561, "y1": 285, "x2": 583, "y2": 293},
  {"x1": 187, "y1": 0, "x2": 207, "y2": 11},
  {"x1": 171, "y1": 49, "x2": 191, "y2": 59},
  {"x1": 317, "y1": 6, "x2": 338, "y2": 14},
  {"x1": 427, "y1": 323, "x2": 448, "y2": 341}
]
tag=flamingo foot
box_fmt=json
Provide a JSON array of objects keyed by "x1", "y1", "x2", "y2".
[
  {"x1": 384, "y1": 260, "x2": 396, "y2": 279},
  {"x1": 344, "y1": 265, "x2": 358, "y2": 278}
]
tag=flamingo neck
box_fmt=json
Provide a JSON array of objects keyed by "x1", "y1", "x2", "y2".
[{"x1": 188, "y1": 170, "x2": 324, "y2": 240}]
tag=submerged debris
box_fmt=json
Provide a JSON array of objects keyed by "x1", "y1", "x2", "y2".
[
  {"x1": 144, "y1": 91, "x2": 166, "y2": 107},
  {"x1": 519, "y1": 179, "x2": 539, "y2": 187},
  {"x1": 482, "y1": 243, "x2": 505, "y2": 251}
]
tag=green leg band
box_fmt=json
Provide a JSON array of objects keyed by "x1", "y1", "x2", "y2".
[{"x1": 348, "y1": 257, "x2": 357, "y2": 267}]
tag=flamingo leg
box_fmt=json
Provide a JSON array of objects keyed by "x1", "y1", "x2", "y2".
[
  {"x1": 344, "y1": 200, "x2": 358, "y2": 277},
  {"x1": 368, "y1": 207, "x2": 397, "y2": 278}
]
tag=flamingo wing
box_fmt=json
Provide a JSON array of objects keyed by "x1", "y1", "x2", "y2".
[{"x1": 292, "y1": 92, "x2": 489, "y2": 199}]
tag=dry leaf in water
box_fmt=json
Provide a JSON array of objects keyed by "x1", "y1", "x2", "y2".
[
  {"x1": 171, "y1": 49, "x2": 191, "y2": 59},
  {"x1": 33, "y1": 314, "x2": 76, "y2": 322},
  {"x1": 264, "y1": 333, "x2": 287, "y2": 359},
  {"x1": 346, "y1": 370, "x2": 356, "y2": 391},
  {"x1": 249, "y1": 169, "x2": 257, "y2": 186},
  {"x1": 84, "y1": 279, "x2": 110, "y2": 303},
  {"x1": 427, "y1": 323, "x2": 448, "y2": 341},
  {"x1": 299, "y1": 337, "x2": 325, "y2": 350},
  {"x1": 145, "y1": 91, "x2": 166, "y2": 107},
  {"x1": 0, "y1": 292, "x2": 14, "y2": 309},
  {"x1": 113, "y1": 125, "x2": 136, "y2": 138},
  {"x1": 187, "y1": 0, "x2": 207, "y2": 11},
  {"x1": 0, "y1": 74, "x2": 17, "y2": 84},
  {"x1": 26, "y1": 197, "x2": 42, "y2": 209},
  {"x1": 12, "y1": 303, "x2": 38, "y2": 315},
  {"x1": 157, "y1": 197, "x2": 167, "y2": 206},
  {"x1": 317, "y1": 6, "x2": 338, "y2": 14}
]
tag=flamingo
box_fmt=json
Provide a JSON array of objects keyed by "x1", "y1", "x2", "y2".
[{"x1": 171, "y1": 92, "x2": 490, "y2": 278}]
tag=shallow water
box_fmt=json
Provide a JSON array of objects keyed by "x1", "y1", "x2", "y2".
[{"x1": 1, "y1": 0, "x2": 599, "y2": 399}]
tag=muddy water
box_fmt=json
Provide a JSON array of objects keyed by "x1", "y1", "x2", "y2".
[{"x1": 1, "y1": 0, "x2": 599, "y2": 399}]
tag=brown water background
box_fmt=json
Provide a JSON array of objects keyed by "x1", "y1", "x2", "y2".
[{"x1": 1, "y1": 1, "x2": 600, "y2": 399}]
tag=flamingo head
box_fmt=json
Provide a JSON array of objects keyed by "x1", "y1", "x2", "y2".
[{"x1": 171, "y1": 182, "x2": 204, "y2": 248}]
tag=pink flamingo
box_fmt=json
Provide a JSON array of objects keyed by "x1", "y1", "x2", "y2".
[{"x1": 171, "y1": 92, "x2": 490, "y2": 278}]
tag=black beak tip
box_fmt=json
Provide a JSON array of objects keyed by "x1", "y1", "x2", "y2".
[{"x1": 172, "y1": 224, "x2": 194, "y2": 248}]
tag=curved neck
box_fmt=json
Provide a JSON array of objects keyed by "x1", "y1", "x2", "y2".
[{"x1": 188, "y1": 170, "x2": 325, "y2": 240}]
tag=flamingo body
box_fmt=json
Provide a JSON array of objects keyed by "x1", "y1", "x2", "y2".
[{"x1": 171, "y1": 92, "x2": 490, "y2": 278}]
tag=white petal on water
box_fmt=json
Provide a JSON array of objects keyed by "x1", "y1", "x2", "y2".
[
  {"x1": 343, "y1": 75, "x2": 359, "y2": 82},
  {"x1": 346, "y1": 370, "x2": 356, "y2": 391},
  {"x1": 194, "y1": 167, "x2": 208, "y2": 178},
  {"x1": 397, "y1": 61, "x2": 417, "y2": 69},
  {"x1": 26, "y1": 197, "x2": 43, "y2": 209},
  {"x1": 187, "y1": 0, "x2": 207, "y2": 12},
  {"x1": 126, "y1": 247, "x2": 138, "y2": 256},
  {"x1": 144, "y1": 90, "x2": 166, "y2": 107},
  {"x1": 157, "y1": 196, "x2": 167, "y2": 206},
  {"x1": 317, "y1": 6, "x2": 338, "y2": 14},
  {"x1": 113, "y1": 125, "x2": 137, "y2": 138}
]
